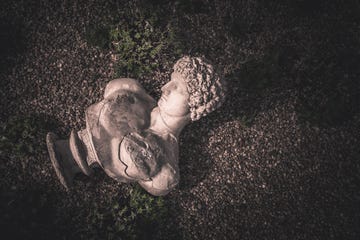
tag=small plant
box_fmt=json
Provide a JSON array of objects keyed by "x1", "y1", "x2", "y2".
[
  {"x1": 109, "y1": 12, "x2": 183, "y2": 78},
  {"x1": 129, "y1": 184, "x2": 167, "y2": 223},
  {"x1": 84, "y1": 2, "x2": 184, "y2": 79},
  {"x1": 86, "y1": 185, "x2": 168, "y2": 240},
  {"x1": 0, "y1": 115, "x2": 51, "y2": 158}
]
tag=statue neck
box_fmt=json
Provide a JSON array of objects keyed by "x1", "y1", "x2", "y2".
[{"x1": 150, "y1": 107, "x2": 190, "y2": 138}]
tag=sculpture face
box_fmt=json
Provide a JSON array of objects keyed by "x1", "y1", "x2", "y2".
[{"x1": 158, "y1": 72, "x2": 190, "y2": 117}]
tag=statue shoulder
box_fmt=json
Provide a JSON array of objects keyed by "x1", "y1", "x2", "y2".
[{"x1": 104, "y1": 78, "x2": 155, "y2": 106}]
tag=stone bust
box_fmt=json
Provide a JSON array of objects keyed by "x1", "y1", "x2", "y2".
[{"x1": 46, "y1": 56, "x2": 226, "y2": 196}]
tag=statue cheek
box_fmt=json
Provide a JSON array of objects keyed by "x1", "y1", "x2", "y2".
[{"x1": 175, "y1": 100, "x2": 190, "y2": 116}]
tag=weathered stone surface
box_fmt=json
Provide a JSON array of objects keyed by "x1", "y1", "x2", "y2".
[{"x1": 46, "y1": 57, "x2": 226, "y2": 196}]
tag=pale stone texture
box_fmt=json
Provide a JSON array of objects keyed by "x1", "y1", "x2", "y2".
[{"x1": 46, "y1": 56, "x2": 226, "y2": 196}]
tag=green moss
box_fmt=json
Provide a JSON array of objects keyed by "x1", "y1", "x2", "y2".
[
  {"x1": 86, "y1": 185, "x2": 170, "y2": 240},
  {"x1": 0, "y1": 115, "x2": 53, "y2": 158},
  {"x1": 109, "y1": 12, "x2": 183, "y2": 78},
  {"x1": 84, "y1": 1, "x2": 185, "y2": 79}
]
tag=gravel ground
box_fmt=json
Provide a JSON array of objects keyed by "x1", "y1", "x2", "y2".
[{"x1": 1, "y1": 0, "x2": 359, "y2": 239}]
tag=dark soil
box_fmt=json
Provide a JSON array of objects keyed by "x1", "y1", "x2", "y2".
[{"x1": 1, "y1": 0, "x2": 359, "y2": 239}]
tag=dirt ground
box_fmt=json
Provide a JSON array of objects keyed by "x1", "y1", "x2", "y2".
[{"x1": 1, "y1": 0, "x2": 359, "y2": 239}]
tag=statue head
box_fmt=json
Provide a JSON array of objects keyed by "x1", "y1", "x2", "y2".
[{"x1": 160, "y1": 56, "x2": 226, "y2": 121}]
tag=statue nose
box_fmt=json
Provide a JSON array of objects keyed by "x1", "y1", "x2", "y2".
[
  {"x1": 161, "y1": 81, "x2": 174, "y2": 92},
  {"x1": 161, "y1": 85, "x2": 167, "y2": 93}
]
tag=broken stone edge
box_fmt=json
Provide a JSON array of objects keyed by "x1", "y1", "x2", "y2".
[{"x1": 46, "y1": 132, "x2": 72, "y2": 190}]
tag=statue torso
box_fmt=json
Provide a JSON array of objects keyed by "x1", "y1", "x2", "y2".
[{"x1": 85, "y1": 91, "x2": 154, "y2": 181}]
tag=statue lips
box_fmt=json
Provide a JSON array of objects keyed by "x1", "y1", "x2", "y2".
[{"x1": 158, "y1": 95, "x2": 167, "y2": 107}]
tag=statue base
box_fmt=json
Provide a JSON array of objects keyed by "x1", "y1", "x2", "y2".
[{"x1": 46, "y1": 130, "x2": 93, "y2": 189}]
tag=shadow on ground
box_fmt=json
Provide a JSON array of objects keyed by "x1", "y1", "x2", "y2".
[{"x1": 0, "y1": 18, "x2": 27, "y2": 76}]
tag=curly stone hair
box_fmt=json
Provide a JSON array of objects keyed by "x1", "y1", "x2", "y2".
[{"x1": 173, "y1": 56, "x2": 226, "y2": 121}]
